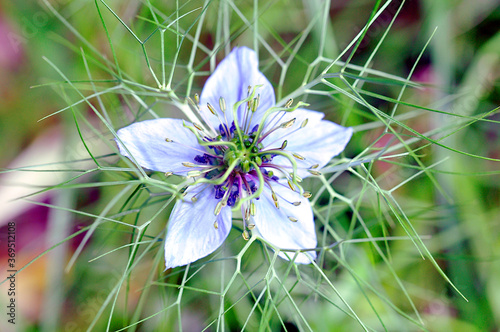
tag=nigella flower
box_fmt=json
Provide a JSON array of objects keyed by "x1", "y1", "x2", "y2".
[{"x1": 116, "y1": 47, "x2": 352, "y2": 269}]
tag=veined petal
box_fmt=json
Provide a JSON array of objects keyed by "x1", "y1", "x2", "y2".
[
  {"x1": 116, "y1": 118, "x2": 205, "y2": 176},
  {"x1": 164, "y1": 185, "x2": 232, "y2": 269},
  {"x1": 199, "y1": 47, "x2": 275, "y2": 130},
  {"x1": 262, "y1": 108, "x2": 352, "y2": 178},
  {"x1": 252, "y1": 182, "x2": 317, "y2": 264}
]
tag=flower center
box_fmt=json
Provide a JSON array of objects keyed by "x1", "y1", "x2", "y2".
[
  {"x1": 178, "y1": 87, "x2": 310, "y2": 236},
  {"x1": 221, "y1": 125, "x2": 269, "y2": 173},
  {"x1": 191, "y1": 121, "x2": 274, "y2": 208}
]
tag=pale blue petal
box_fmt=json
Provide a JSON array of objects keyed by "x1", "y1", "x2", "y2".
[
  {"x1": 116, "y1": 118, "x2": 205, "y2": 176},
  {"x1": 262, "y1": 108, "x2": 352, "y2": 178},
  {"x1": 252, "y1": 182, "x2": 317, "y2": 264},
  {"x1": 164, "y1": 185, "x2": 232, "y2": 269},
  {"x1": 199, "y1": 47, "x2": 275, "y2": 131}
]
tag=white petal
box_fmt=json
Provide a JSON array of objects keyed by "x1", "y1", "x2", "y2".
[
  {"x1": 252, "y1": 182, "x2": 317, "y2": 264},
  {"x1": 199, "y1": 47, "x2": 275, "y2": 131},
  {"x1": 116, "y1": 118, "x2": 207, "y2": 176},
  {"x1": 164, "y1": 185, "x2": 232, "y2": 269},
  {"x1": 262, "y1": 108, "x2": 352, "y2": 178}
]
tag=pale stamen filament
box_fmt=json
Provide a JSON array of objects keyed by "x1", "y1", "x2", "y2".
[
  {"x1": 257, "y1": 117, "x2": 296, "y2": 143},
  {"x1": 256, "y1": 118, "x2": 307, "y2": 147},
  {"x1": 241, "y1": 98, "x2": 252, "y2": 134},
  {"x1": 187, "y1": 97, "x2": 217, "y2": 135},
  {"x1": 258, "y1": 110, "x2": 287, "y2": 139},
  {"x1": 165, "y1": 138, "x2": 221, "y2": 158},
  {"x1": 208, "y1": 102, "x2": 231, "y2": 137},
  {"x1": 246, "y1": 94, "x2": 260, "y2": 133}
]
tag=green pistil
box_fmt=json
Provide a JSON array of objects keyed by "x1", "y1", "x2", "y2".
[
  {"x1": 231, "y1": 86, "x2": 259, "y2": 148},
  {"x1": 223, "y1": 136, "x2": 263, "y2": 173},
  {"x1": 200, "y1": 140, "x2": 238, "y2": 149}
]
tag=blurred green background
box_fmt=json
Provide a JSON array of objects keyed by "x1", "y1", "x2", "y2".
[{"x1": 0, "y1": 0, "x2": 499, "y2": 331}]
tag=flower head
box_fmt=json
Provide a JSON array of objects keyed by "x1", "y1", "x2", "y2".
[{"x1": 116, "y1": 47, "x2": 352, "y2": 269}]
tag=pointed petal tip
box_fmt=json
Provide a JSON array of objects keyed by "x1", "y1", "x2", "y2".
[{"x1": 199, "y1": 45, "x2": 275, "y2": 130}]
